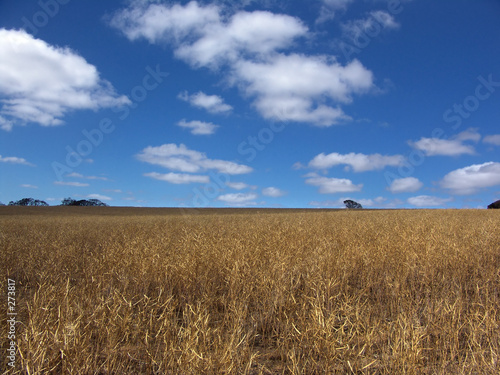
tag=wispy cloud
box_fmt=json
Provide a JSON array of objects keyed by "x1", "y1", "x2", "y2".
[
  {"x1": 144, "y1": 172, "x2": 210, "y2": 184},
  {"x1": 0, "y1": 155, "x2": 35, "y2": 166},
  {"x1": 104, "y1": 189, "x2": 123, "y2": 193},
  {"x1": 341, "y1": 10, "x2": 400, "y2": 41},
  {"x1": 388, "y1": 177, "x2": 423, "y2": 193},
  {"x1": 409, "y1": 128, "x2": 481, "y2": 156},
  {"x1": 66, "y1": 172, "x2": 108, "y2": 181},
  {"x1": 407, "y1": 195, "x2": 452, "y2": 207},
  {"x1": 317, "y1": 0, "x2": 354, "y2": 24},
  {"x1": 483, "y1": 134, "x2": 500, "y2": 146},
  {"x1": 262, "y1": 187, "x2": 286, "y2": 197},
  {"x1": 54, "y1": 181, "x2": 89, "y2": 187}
]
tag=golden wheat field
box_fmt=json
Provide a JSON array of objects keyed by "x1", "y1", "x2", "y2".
[{"x1": 1, "y1": 207, "x2": 499, "y2": 374}]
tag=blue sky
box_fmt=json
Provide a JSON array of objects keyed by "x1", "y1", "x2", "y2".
[{"x1": 1, "y1": 0, "x2": 499, "y2": 208}]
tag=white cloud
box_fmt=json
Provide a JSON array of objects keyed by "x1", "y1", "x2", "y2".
[
  {"x1": 54, "y1": 181, "x2": 89, "y2": 187},
  {"x1": 0, "y1": 116, "x2": 13, "y2": 131},
  {"x1": 111, "y1": 2, "x2": 375, "y2": 127},
  {"x1": 20, "y1": 184, "x2": 38, "y2": 189},
  {"x1": 177, "y1": 119, "x2": 219, "y2": 135},
  {"x1": 455, "y1": 128, "x2": 482, "y2": 142},
  {"x1": 136, "y1": 143, "x2": 253, "y2": 175},
  {"x1": 338, "y1": 10, "x2": 400, "y2": 51},
  {"x1": 302, "y1": 172, "x2": 321, "y2": 178},
  {"x1": 178, "y1": 91, "x2": 232, "y2": 113},
  {"x1": 407, "y1": 195, "x2": 452, "y2": 207},
  {"x1": 388, "y1": 177, "x2": 423, "y2": 193},
  {"x1": 217, "y1": 192, "x2": 257, "y2": 205},
  {"x1": 0, "y1": 29, "x2": 130, "y2": 128},
  {"x1": 341, "y1": 10, "x2": 399, "y2": 41},
  {"x1": 292, "y1": 162, "x2": 306, "y2": 170},
  {"x1": 144, "y1": 172, "x2": 210, "y2": 184},
  {"x1": 317, "y1": 0, "x2": 354, "y2": 24},
  {"x1": 440, "y1": 162, "x2": 500, "y2": 195},
  {"x1": 226, "y1": 181, "x2": 249, "y2": 190},
  {"x1": 111, "y1": 2, "x2": 307, "y2": 67},
  {"x1": 409, "y1": 128, "x2": 480, "y2": 156},
  {"x1": 305, "y1": 176, "x2": 362, "y2": 194},
  {"x1": 174, "y1": 10, "x2": 308, "y2": 68},
  {"x1": 0, "y1": 155, "x2": 35, "y2": 166},
  {"x1": 308, "y1": 152, "x2": 404, "y2": 172},
  {"x1": 109, "y1": 1, "x2": 221, "y2": 44},
  {"x1": 262, "y1": 187, "x2": 286, "y2": 197},
  {"x1": 370, "y1": 11, "x2": 400, "y2": 29},
  {"x1": 235, "y1": 55, "x2": 373, "y2": 126},
  {"x1": 483, "y1": 134, "x2": 500, "y2": 146}
]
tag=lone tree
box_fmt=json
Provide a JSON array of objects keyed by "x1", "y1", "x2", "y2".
[
  {"x1": 8, "y1": 198, "x2": 49, "y2": 206},
  {"x1": 344, "y1": 199, "x2": 363, "y2": 209},
  {"x1": 61, "y1": 197, "x2": 108, "y2": 207},
  {"x1": 488, "y1": 200, "x2": 500, "y2": 209}
]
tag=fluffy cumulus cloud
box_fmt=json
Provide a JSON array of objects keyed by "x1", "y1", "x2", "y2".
[
  {"x1": 234, "y1": 55, "x2": 373, "y2": 126},
  {"x1": 111, "y1": 1, "x2": 306, "y2": 66},
  {"x1": 0, "y1": 155, "x2": 35, "y2": 166},
  {"x1": 178, "y1": 91, "x2": 232, "y2": 113},
  {"x1": 305, "y1": 176, "x2": 363, "y2": 194},
  {"x1": 0, "y1": 29, "x2": 130, "y2": 129},
  {"x1": 407, "y1": 195, "x2": 452, "y2": 207},
  {"x1": 409, "y1": 128, "x2": 481, "y2": 156},
  {"x1": 110, "y1": 1, "x2": 375, "y2": 127},
  {"x1": 262, "y1": 187, "x2": 286, "y2": 197},
  {"x1": 177, "y1": 119, "x2": 219, "y2": 135},
  {"x1": 136, "y1": 143, "x2": 252, "y2": 185},
  {"x1": 217, "y1": 192, "x2": 257, "y2": 205},
  {"x1": 308, "y1": 152, "x2": 405, "y2": 172},
  {"x1": 388, "y1": 177, "x2": 423, "y2": 193},
  {"x1": 440, "y1": 162, "x2": 500, "y2": 195},
  {"x1": 109, "y1": 1, "x2": 221, "y2": 44}
]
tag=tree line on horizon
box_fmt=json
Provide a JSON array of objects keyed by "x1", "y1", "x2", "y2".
[
  {"x1": 1, "y1": 198, "x2": 498, "y2": 209},
  {"x1": 2, "y1": 197, "x2": 108, "y2": 207}
]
